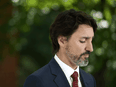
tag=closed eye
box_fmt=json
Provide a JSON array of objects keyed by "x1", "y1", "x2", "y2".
[
  {"x1": 80, "y1": 41, "x2": 85, "y2": 43},
  {"x1": 80, "y1": 40, "x2": 93, "y2": 43}
]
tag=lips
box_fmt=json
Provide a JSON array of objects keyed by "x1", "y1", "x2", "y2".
[{"x1": 84, "y1": 54, "x2": 89, "y2": 58}]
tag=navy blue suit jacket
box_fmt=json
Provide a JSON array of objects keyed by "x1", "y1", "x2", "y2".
[{"x1": 23, "y1": 58, "x2": 96, "y2": 87}]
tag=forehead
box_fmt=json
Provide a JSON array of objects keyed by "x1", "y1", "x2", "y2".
[{"x1": 72, "y1": 24, "x2": 94, "y2": 38}]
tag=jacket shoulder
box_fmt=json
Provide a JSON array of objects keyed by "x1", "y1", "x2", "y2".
[
  {"x1": 31, "y1": 64, "x2": 50, "y2": 76},
  {"x1": 23, "y1": 63, "x2": 57, "y2": 87}
]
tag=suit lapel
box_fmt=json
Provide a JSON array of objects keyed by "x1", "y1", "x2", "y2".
[
  {"x1": 79, "y1": 68, "x2": 89, "y2": 87},
  {"x1": 49, "y1": 58, "x2": 70, "y2": 87}
]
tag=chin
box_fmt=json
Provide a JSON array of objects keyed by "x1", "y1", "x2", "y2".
[{"x1": 75, "y1": 59, "x2": 89, "y2": 67}]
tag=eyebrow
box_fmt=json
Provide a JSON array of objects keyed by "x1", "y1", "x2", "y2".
[{"x1": 80, "y1": 36, "x2": 94, "y2": 39}]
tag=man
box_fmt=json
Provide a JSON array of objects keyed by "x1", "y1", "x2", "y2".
[{"x1": 23, "y1": 9, "x2": 97, "y2": 87}]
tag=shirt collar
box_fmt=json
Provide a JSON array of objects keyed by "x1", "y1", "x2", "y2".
[{"x1": 54, "y1": 54, "x2": 80, "y2": 78}]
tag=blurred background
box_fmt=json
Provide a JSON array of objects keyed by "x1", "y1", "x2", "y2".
[{"x1": 0, "y1": 0, "x2": 116, "y2": 87}]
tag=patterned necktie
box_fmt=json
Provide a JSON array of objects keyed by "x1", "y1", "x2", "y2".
[{"x1": 71, "y1": 71, "x2": 78, "y2": 87}]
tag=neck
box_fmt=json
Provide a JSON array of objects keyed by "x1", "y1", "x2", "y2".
[{"x1": 56, "y1": 52, "x2": 78, "y2": 70}]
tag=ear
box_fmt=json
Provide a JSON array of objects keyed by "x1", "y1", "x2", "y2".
[{"x1": 57, "y1": 36, "x2": 67, "y2": 47}]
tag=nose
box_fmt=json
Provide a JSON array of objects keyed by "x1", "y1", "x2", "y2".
[{"x1": 85, "y1": 42, "x2": 93, "y2": 52}]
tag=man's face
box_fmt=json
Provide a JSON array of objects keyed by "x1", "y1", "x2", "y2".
[{"x1": 65, "y1": 24, "x2": 94, "y2": 67}]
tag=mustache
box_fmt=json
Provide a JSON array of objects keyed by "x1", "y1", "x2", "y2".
[
  {"x1": 83, "y1": 51, "x2": 91, "y2": 55},
  {"x1": 77, "y1": 51, "x2": 90, "y2": 60},
  {"x1": 80, "y1": 51, "x2": 91, "y2": 57}
]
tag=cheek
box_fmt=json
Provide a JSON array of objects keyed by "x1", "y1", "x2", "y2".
[
  {"x1": 69, "y1": 40, "x2": 85, "y2": 54},
  {"x1": 76, "y1": 46, "x2": 83, "y2": 53},
  {"x1": 75, "y1": 42, "x2": 85, "y2": 53}
]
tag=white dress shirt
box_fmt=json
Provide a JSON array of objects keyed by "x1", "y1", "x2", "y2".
[{"x1": 54, "y1": 54, "x2": 82, "y2": 87}]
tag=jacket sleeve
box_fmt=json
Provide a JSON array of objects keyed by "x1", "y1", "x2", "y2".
[{"x1": 23, "y1": 75, "x2": 44, "y2": 87}]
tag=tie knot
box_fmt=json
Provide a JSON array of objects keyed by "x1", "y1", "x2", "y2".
[{"x1": 71, "y1": 71, "x2": 78, "y2": 81}]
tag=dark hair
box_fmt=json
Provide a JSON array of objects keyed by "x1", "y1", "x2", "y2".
[{"x1": 49, "y1": 9, "x2": 97, "y2": 55}]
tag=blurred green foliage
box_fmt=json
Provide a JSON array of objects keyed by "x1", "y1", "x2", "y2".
[{"x1": 0, "y1": 0, "x2": 116, "y2": 87}]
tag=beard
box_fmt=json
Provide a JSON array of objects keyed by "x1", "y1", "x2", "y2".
[{"x1": 65, "y1": 46, "x2": 89, "y2": 67}]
